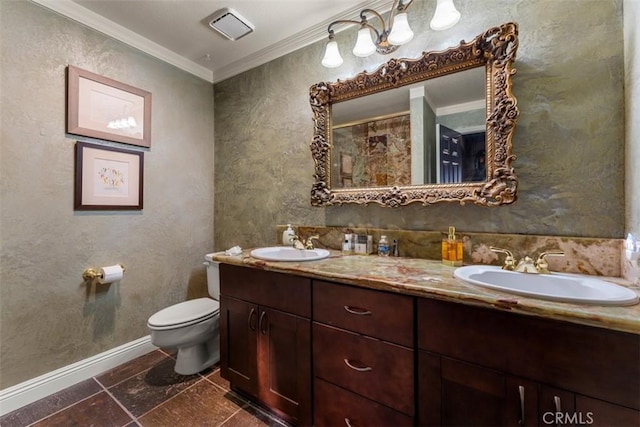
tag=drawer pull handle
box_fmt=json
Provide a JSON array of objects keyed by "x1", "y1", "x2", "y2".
[
  {"x1": 518, "y1": 385, "x2": 525, "y2": 426},
  {"x1": 344, "y1": 358, "x2": 372, "y2": 372},
  {"x1": 343, "y1": 305, "x2": 372, "y2": 316},
  {"x1": 248, "y1": 308, "x2": 257, "y2": 331},
  {"x1": 344, "y1": 418, "x2": 353, "y2": 427}
]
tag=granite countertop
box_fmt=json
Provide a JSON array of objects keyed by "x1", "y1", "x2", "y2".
[{"x1": 211, "y1": 249, "x2": 640, "y2": 335}]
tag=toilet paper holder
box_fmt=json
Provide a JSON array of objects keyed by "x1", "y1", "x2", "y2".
[{"x1": 82, "y1": 264, "x2": 126, "y2": 281}]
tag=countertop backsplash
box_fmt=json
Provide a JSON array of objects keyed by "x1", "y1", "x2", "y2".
[{"x1": 276, "y1": 225, "x2": 629, "y2": 280}]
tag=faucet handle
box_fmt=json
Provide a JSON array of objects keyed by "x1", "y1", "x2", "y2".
[
  {"x1": 490, "y1": 246, "x2": 516, "y2": 270},
  {"x1": 305, "y1": 235, "x2": 320, "y2": 250},
  {"x1": 534, "y1": 250, "x2": 564, "y2": 274}
]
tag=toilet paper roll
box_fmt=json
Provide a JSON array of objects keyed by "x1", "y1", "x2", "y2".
[{"x1": 99, "y1": 264, "x2": 124, "y2": 284}]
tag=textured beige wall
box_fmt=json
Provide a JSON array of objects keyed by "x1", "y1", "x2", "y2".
[
  {"x1": 214, "y1": 0, "x2": 625, "y2": 251},
  {"x1": 0, "y1": 2, "x2": 214, "y2": 388},
  {"x1": 624, "y1": 0, "x2": 639, "y2": 283}
]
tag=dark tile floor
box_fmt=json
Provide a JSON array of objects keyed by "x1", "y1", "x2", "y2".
[{"x1": 1, "y1": 349, "x2": 289, "y2": 427}]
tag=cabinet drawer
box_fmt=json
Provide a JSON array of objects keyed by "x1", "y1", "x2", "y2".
[
  {"x1": 220, "y1": 264, "x2": 310, "y2": 317},
  {"x1": 313, "y1": 280, "x2": 414, "y2": 346},
  {"x1": 313, "y1": 323, "x2": 414, "y2": 415},
  {"x1": 418, "y1": 298, "x2": 640, "y2": 410},
  {"x1": 315, "y1": 378, "x2": 413, "y2": 427}
]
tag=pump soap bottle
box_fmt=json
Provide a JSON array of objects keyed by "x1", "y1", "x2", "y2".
[
  {"x1": 442, "y1": 226, "x2": 463, "y2": 266},
  {"x1": 282, "y1": 224, "x2": 296, "y2": 246}
]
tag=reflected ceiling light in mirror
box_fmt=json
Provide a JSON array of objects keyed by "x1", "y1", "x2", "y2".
[{"x1": 430, "y1": 0, "x2": 461, "y2": 31}]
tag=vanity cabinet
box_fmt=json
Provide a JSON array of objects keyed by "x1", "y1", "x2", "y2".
[
  {"x1": 417, "y1": 298, "x2": 640, "y2": 426},
  {"x1": 219, "y1": 264, "x2": 312, "y2": 426},
  {"x1": 217, "y1": 261, "x2": 639, "y2": 427},
  {"x1": 312, "y1": 280, "x2": 415, "y2": 426}
]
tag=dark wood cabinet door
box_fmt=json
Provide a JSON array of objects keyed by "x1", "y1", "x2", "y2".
[
  {"x1": 259, "y1": 308, "x2": 312, "y2": 426},
  {"x1": 576, "y1": 395, "x2": 640, "y2": 427},
  {"x1": 418, "y1": 298, "x2": 640, "y2": 411},
  {"x1": 417, "y1": 351, "x2": 442, "y2": 426},
  {"x1": 506, "y1": 376, "x2": 539, "y2": 427},
  {"x1": 538, "y1": 386, "x2": 575, "y2": 427},
  {"x1": 220, "y1": 296, "x2": 258, "y2": 397},
  {"x1": 440, "y1": 358, "x2": 506, "y2": 427}
]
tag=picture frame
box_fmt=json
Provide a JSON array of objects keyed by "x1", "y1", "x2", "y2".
[
  {"x1": 67, "y1": 65, "x2": 151, "y2": 148},
  {"x1": 75, "y1": 142, "x2": 144, "y2": 210}
]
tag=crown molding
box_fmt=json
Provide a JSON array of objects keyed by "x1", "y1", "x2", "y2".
[
  {"x1": 31, "y1": 0, "x2": 214, "y2": 82},
  {"x1": 31, "y1": 0, "x2": 394, "y2": 84}
]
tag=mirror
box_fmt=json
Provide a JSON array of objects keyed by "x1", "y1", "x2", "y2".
[{"x1": 309, "y1": 22, "x2": 519, "y2": 207}]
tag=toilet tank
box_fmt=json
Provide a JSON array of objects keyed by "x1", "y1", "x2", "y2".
[{"x1": 204, "y1": 254, "x2": 220, "y2": 300}]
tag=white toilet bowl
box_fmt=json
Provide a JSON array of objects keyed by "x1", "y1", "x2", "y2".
[{"x1": 147, "y1": 256, "x2": 221, "y2": 375}]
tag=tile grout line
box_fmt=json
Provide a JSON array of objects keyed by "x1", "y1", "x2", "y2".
[
  {"x1": 23, "y1": 378, "x2": 105, "y2": 427},
  {"x1": 133, "y1": 377, "x2": 208, "y2": 421},
  {"x1": 201, "y1": 371, "x2": 290, "y2": 426},
  {"x1": 217, "y1": 403, "x2": 252, "y2": 427},
  {"x1": 94, "y1": 376, "x2": 139, "y2": 426},
  {"x1": 202, "y1": 372, "x2": 233, "y2": 393},
  {"x1": 97, "y1": 351, "x2": 173, "y2": 390},
  {"x1": 158, "y1": 348, "x2": 176, "y2": 359},
  {"x1": 97, "y1": 355, "x2": 215, "y2": 424},
  {"x1": 245, "y1": 401, "x2": 292, "y2": 427}
]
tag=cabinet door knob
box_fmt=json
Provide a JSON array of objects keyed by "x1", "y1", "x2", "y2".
[
  {"x1": 248, "y1": 308, "x2": 257, "y2": 331},
  {"x1": 343, "y1": 305, "x2": 372, "y2": 316},
  {"x1": 518, "y1": 385, "x2": 525, "y2": 426},
  {"x1": 344, "y1": 358, "x2": 372, "y2": 372},
  {"x1": 344, "y1": 418, "x2": 354, "y2": 427},
  {"x1": 259, "y1": 311, "x2": 267, "y2": 335}
]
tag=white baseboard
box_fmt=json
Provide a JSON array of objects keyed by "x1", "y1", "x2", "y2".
[{"x1": 0, "y1": 335, "x2": 156, "y2": 416}]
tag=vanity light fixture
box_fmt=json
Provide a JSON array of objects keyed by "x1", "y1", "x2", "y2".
[
  {"x1": 321, "y1": 0, "x2": 460, "y2": 68},
  {"x1": 430, "y1": 0, "x2": 461, "y2": 31}
]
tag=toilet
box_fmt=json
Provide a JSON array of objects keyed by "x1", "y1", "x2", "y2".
[{"x1": 147, "y1": 254, "x2": 221, "y2": 375}]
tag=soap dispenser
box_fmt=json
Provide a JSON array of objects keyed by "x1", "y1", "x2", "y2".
[
  {"x1": 442, "y1": 226, "x2": 463, "y2": 266},
  {"x1": 282, "y1": 224, "x2": 296, "y2": 246}
]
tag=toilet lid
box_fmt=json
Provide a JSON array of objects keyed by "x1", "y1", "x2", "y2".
[{"x1": 148, "y1": 297, "x2": 219, "y2": 329}]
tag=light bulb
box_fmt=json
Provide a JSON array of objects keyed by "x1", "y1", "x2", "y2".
[
  {"x1": 321, "y1": 40, "x2": 343, "y2": 68},
  {"x1": 388, "y1": 12, "x2": 414, "y2": 45},
  {"x1": 352, "y1": 27, "x2": 376, "y2": 57},
  {"x1": 430, "y1": 0, "x2": 461, "y2": 31}
]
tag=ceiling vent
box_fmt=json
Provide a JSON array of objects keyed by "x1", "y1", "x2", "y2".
[{"x1": 208, "y1": 8, "x2": 254, "y2": 41}]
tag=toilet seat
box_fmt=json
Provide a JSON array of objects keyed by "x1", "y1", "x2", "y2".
[{"x1": 148, "y1": 298, "x2": 220, "y2": 331}]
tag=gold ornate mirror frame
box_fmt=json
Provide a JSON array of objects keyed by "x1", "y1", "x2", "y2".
[{"x1": 309, "y1": 22, "x2": 519, "y2": 207}]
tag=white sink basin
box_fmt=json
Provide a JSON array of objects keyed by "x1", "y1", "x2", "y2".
[
  {"x1": 250, "y1": 246, "x2": 330, "y2": 262},
  {"x1": 454, "y1": 265, "x2": 639, "y2": 306}
]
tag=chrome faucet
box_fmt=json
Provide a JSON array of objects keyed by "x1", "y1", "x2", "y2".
[
  {"x1": 290, "y1": 234, "x2": 320, "y2": 250},
  {"x1": 490, "y1": 246, "x2": 564, "y2": 274}
]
